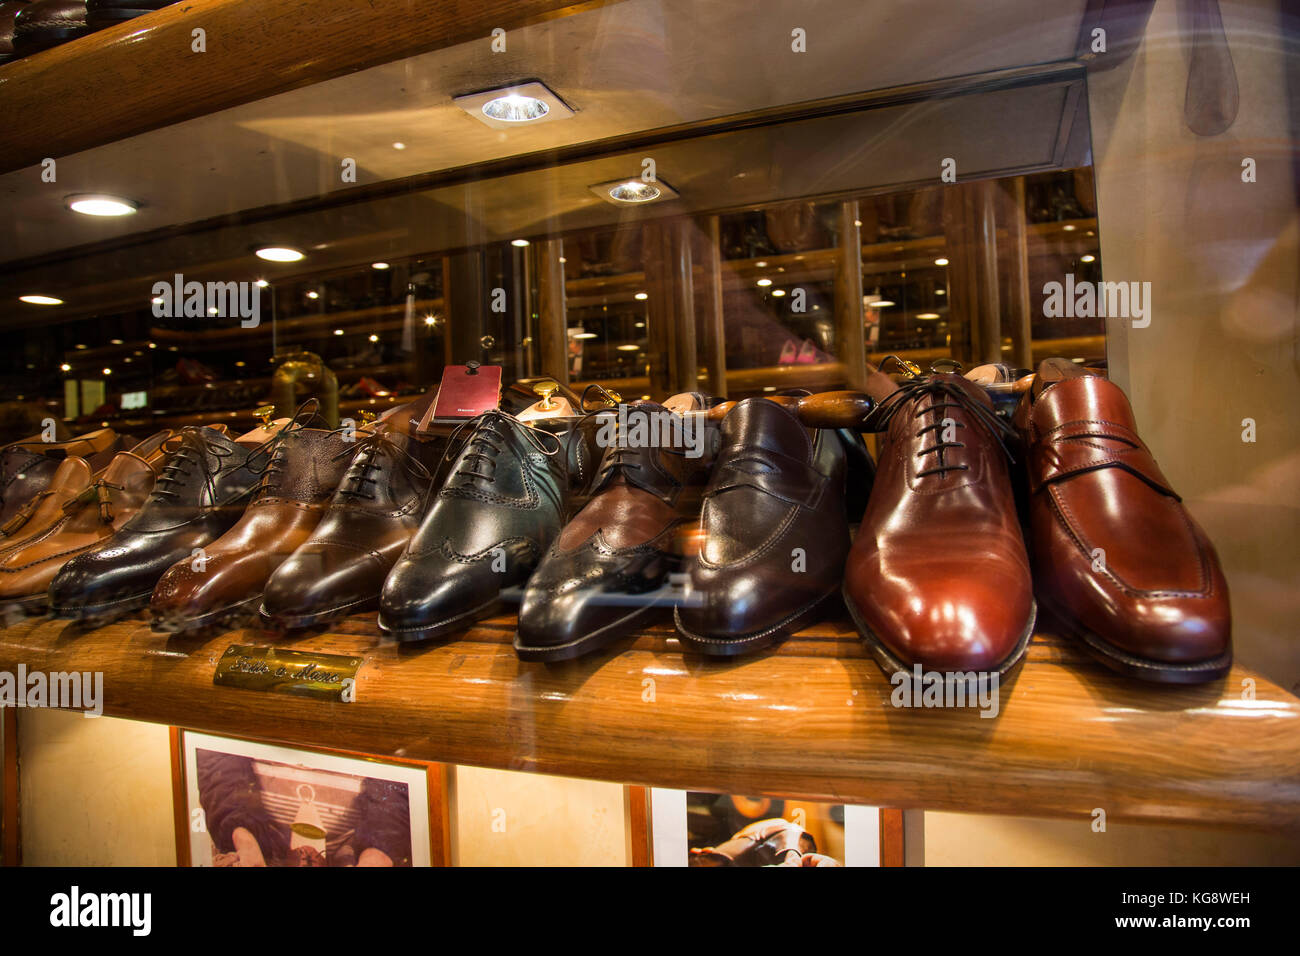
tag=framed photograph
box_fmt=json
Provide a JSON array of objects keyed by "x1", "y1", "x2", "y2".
[
  {"x1": 172, "y1": 729, "x2": 448, "y2": 867},
  {"x1": 644, "y1": 788, "x2": 887, "y2": 867}
]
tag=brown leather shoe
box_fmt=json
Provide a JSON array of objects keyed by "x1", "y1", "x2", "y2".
[
  {"x1": 0, "y1": 426, "x2": 121, "y2": 530},
  {"x1": 150, "y1": 418, "x2": 350, "y2": 632},
  {"x1": 0, "y1": 431, "x2": 171, "y2": 615},
  {"x1": 674, "y1": 398, "x2": 857, "y2": 657},
  {"x1": 844, "y1": 371, "x2": 1035, "y2": 679},
  {"x1": 515, "y1": 392, "x2": 715, "y2": 661},
  {"x1": 1014, "y1": 359, "x2": 1231, "y2": 683}
]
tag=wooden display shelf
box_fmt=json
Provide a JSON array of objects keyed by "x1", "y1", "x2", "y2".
[{"x1": 1, "y1": 610, "x2": 1296, "y2": 831}]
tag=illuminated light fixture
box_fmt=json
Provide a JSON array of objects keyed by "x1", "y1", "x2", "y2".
[
  {"x1": 635, "y1": 321, "x2": 645, "y2": 328},
  {"x1": 60, "y1": 363, "x2": 71, "y2": 371},
  {"x1": 307, "y1": 291, "x2": 319, "y2": 299},
  {"x1": 558, "y1": 256, "x2": 567, "y2": 264},
  {"x1": 588, "y1": 176, "x2": 679, "y2": 206},
  {"x1": 369, "y1": 334, "x2": 379, "y2": 342},
  {"x1": 573, "y1": 332, "x2": 597, "y2": 340},
  {"x1": 756, "y1": 278, "x2": 772, "y2": 287},
  {"x1": 762, "y1": 386, "x2": 777, "y2": 393},
  {"x1": 235, "y1": 361, "x2": 246, "y2": 367},
  {"x1": 372, "y1": 261, "x2": 390, "y2": 270},
  {"x1": 868, "y1": 299, "x2": 896, "y2": 308},
  {"x1": 616, "y1": 344, "x2": 639, "y2": 352},
  {"x1": 255, "y1": 246, "x2": 305, "y2": 263},
  {"x1": 102, "y1": 367, "x2": 112, "y2": 375},
  {"x1": 454, "y1": 81, "x2": 574, "y2": 129},
  {"x1": 110, "y1": 338, "x2": 124, "y2": 345},
  {"x1": 936, "y1": 288, "x2": 946, "y2": 295},
  {"x1": 934, "y1": 257, "x2": 950, "y2": 266},
  {"x1": 771, "y1": 289, "x2": 787, "y2": 297},
  {"x1": 424, "y1": 315, "x2": 436, "y2": 326},
  {"x1": 75, "y1": 343, "x2": 87, "y2": 349},
  {"x1": 333, "y1": 329, "x2": 344, "y2": 336},
  {"x1": 634, "y1": 292, "x2": 648, "y2": 301},
  {"x1": 916, "y1": 312, "x2": 940, "y2": 320},
  {"x1": 151, "y1": 296, "x2": 164, "y2": 305},
  {"x1": 510, "y1": 239, "x2": 530, "y2": 248},
  {"x1": 208, "y1": 307, "x2": 219, "y2": 315},
  {"x1": 755, "y1": 261, "x2": 768, "y2": 268},
  {"x1": 853, "y1": 219, "x2": 863, "y2": 228},
  {"x1": 67, "y1": 194, "x2": 137, "y2": 217},
  {"x1": 1062, "y1": 224, "x2": 1076, "y2": 231},
  {"x1": 255, "y1": 279, "x2": 269, "y2": 288},
  {"x1": 392, "y1": 142, "x2": 406, "y2": 150},
  {"x1": 147, "y1": 342, "x2": 157, "y2": 349},
  {"x1": 20, "y1": 294, "x2": 62, "y2": 305},
  {"x1": 1081, "y1": 254, "x2": 1096, "y2": 263}
]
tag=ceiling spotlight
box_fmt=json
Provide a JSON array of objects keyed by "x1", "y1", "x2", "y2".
[
  {"x1": 936, "y1": 289, "x2": 946, "y2": 296},
  {"x1": 510, "y1": 239, "x2": 530, "y2": 248},
  {"x1": 392, "y1": 142, "x2": 407, "y2": 150},
  {"x1": 916, "y1": 312, "x2": 941, "y2": 320},
  {"x1": 755, "y1": 261, "x2": 768, "y2": 268},
  {"x1": 255, "y1": 246, "x2": 305, "y2": 263},
  {"x1": 454, "y1": 81, "x2": 574, "y2": 129},
  {"x1": 333, "y1": 329, "x2": 344, "y2": 336},
  {"x1": 1062, "y1": 224, "x2": 1076, "y2": 231},
  {"x1": 307, "y1": 291, "x2": 319, "y2": 299},
  {"x1": 147, "y1": 342, "x2": 156, "y2": 349},
  {"x1": 102, "y1": 367, "x2": 112, "y2": 375},
  {"x1": 771, "y1": 289, "x2": 787, "y2": 297},
  {"x1": 255, "y1": 279, "x2": 269, "y2": 288},
  {"x1": 573, "y1": 332, "x2": 597, "y2": 340},
  {"x1": 635, "y1": 322, "x2": 645, "y2": 328},
  {"x1": 20, "y1": 294, "x2": 62, "y2": 305},
  {"x1": 1081, "y1": 254, "x2": 1096, "y2": 263},
  {"x1": 151, "y1": 296, "x2": 164, "y2": 305},
  {"x1": 634, "y1": 292, "x2": 648, "y2": 301},
  {"x1": 616, "y1": 344, "x2": 639, "y2": 352},
  {"x1": 60, "y1": 363, "x2": 71, "y2": 371},
  {"x1": 424, "y1": 315, "x2": 436, "y2": 326},
  {"x1": 934, "y1": 257, "x2": 950, "y2": 266},
  {"x1": 369, "y1": 334, "x2": 379, "y2": 342},
  {"x1": 372, "y1": 262, "x2": 390, "y2": 270},
  {"x1": 589, "y1": 176, "x2": 679, "y2": 206},
  {"x1": 110, "y1": 338, "x2": 124, "y2": 345},
  {"x1": 67, "y1": 194, "x2": 138, "y2": 217},
  {"x1": 853, "y1": 219, "x2": 863, "y2": 228},
  {"x1": 75, "y1": 343, "x2": 87, "y2": 349},
  {"x1": 756, "y1": 278, "x2": 772, "y2": 287},
  {"x1": 208, "y1": 307, "x2": 219, "y2": 315}
]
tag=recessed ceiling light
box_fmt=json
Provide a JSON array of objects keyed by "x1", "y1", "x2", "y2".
[
  {"x1": 755, "y1": 261, "x2": 768, "y2": 268},
  {"x1": 255, "y1": 279, "x2": 269, "y2": 288},
  {"x1": 1081, "y1": 254, "x2": 1096, "y2": 263},
  {"x1": 369, "y1": 334, "x2": 379, "y2": 342},
  {"x1": 235, "y1": 361, "x2": 246, "y2": 367},
  {"x1": 208, "y1": 307, "x2": 219, "y2": 315},
  {"x1": 59, "y1": 363, "x2": 71, "y2": 371},
  {"x1": 307, "y1": 291, "x2": 319, "y2": 299},
  {"x1": 20, "y1": 294, "x2": 62, "y2": 305},
  {"x1": 934, "y1": 258, "x2": 950, "y2": 266},
  {"x1": 67, "y1": 194, "x2": 138, "y2": 217},
  {"x1": 635, "y1": 322, "x2": 645, "y2": 328},
  {"x1": 634, "y1": 292, "x2": 648, "y2": 301},
  {"x1": 869, "y1": 299, "x2": 896, "y2": 308},
  {"x1": 762, "y1": 386, "x2": 777, "y2": 393},
  {"x1": 454, "y1": 81, "x2": 574, "y2": 129},
  {"x1": 147, "y1": 342, "x2": 156, "y2": 349},
  {"x1": 589, "y1": 176, "x2": 679, "y2": 206},
  {"x1": 853, "y1": 220, "x2": 863, "y2": 228},
  {"x1": 1062, "y1": 224, "x2": 1076, "y2": 231},
  {"x1": 75, "y1": 343, "x2": 87, "y2": 349},
  {"x1": 511, "y1": 239, "x2": 530, "y2": 248},
  {"x1": 255, "y1": 246, "x2": 305, "y2": 263},
  {"x1": 616, "y1": 344, "x2": 639, "y2": 351},
  {"x1": 916, "y1": 312, "x2": 940, "y2": 319},
  {"x1": 392, "y1": 142, "x2": 407, "y2": 150},
  {"x1": 936, "y1": 289, "x2": 946, "y2": 296},
  {"x1": 756, "y1": 278, "x2": 772, "y2": 287},
  {"x1": 110, "y1": 338, "x2": 123, "y2": 345},
  {"x1": 424, "y1": 315, "x2": 436, "y2": 326},
  {"x1": 333, "y1": 329, "x2": 344, "y2": 335},
  {"x1": 102, "y1": 367, "x2": 112, "y2": 375},
  {"x1": 372, "y1": 262, "x2": 390, "y2": 270},
  {"x1": 771, "y1": 289, "x2": 786, "y2": 297},
  {"x1": 558, "y1": 256, "x2": 567, "y2": 264}
]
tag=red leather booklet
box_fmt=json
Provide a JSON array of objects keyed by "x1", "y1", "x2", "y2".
[{"x1": 425, "y1": 363, "x2": 502, "y2": 423}]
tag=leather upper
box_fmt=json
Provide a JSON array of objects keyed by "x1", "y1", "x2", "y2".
[
  {"x1": 1016, "y1": 371, "x2": 1230, "y2": 664},
  {"x1": 0, "y1": 426, "x2": 120, "y2": 528},
  {"x1": 844, "y1": 373, "x2": 1033, "y2": 672},
  {"x1": 676, "y1": 398, "x2": 849, "y2": 642}
]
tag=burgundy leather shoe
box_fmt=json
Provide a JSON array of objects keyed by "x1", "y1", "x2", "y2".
[
  {"x1": 13, "y1": 0, "x2": 89, "y2": 57},
  {"x1": 844, "y1": 370, "x2": 1035, "y2": 679},
  {"x1": 1014, "y1": 359, "x2": 1231, "y2": 683}
]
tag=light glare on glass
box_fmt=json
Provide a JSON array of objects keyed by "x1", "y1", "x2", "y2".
[
  {"x1": 20, "y1": 295, "x2": 62, "y2": 305},
  {"x1": 482, "y1": 94, "x2": 550, "y2": 123},
  {"x1": 607, "y1": 181, "x2": 661, "y2": 203}
]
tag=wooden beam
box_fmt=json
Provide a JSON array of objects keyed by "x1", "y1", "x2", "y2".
[
  {"x1": 695, "y1": 217, "x2": 728, "y2": 398},
  {"x1": 0, "y1": 0, "x2": 615, "y2": 174},
  {"x1": 1000, "y1": 178, "x2": 1035, "y2": 370},
  {"x1": 971, "y1": 180, "x2": 1004, "y2": 365},
  {"x1": 669, "y1": 219, "x2": 699, "y2": 396},
  {"x1": 535, "y1": 239, "x2": 570, "y2": 385},
  {"x1": 879, "y1": 808, "x2": 905, "y2": 867},
  {"x1": 834, "y1": 202, "x2": 867, "y2": 388}
]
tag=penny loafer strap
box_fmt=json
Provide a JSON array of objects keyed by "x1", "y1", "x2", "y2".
[{"x1": 1032, "y1": 419, "x2": 1178, "y2": 498}]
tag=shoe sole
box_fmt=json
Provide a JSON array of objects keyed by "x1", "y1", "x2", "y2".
[
  {"x1": 514, "y1": 600, "x2": 664, "y2": 663},
  {"x1": 0, "y1": 593, "x2": 51, "y2": 620},
  {"x1": 150, "y1": 594, "x2": 263, "y2": 635},
  {"x1": 673, "y1": 587, "x2": 840, "y2": 658},
  {"x1": 258, "y1": 595, "x2": 379, "y2": 631},
  {"x1": 50, "y1": 590, "x2": 154, "y2": 627},
  {"x1": 844, "y1": 583, "x2": 1036, "y2": 686},
  {"x1": 377, "y1": 594, "x2": 502, "y2": 644},
  {"x1": 1039, "y1": 593, "x2": 1231, "y2": 685}
]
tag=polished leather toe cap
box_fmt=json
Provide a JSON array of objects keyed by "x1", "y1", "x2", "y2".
[{"x1": 261, "y1": 544, "x2": 388, "y2": 623}]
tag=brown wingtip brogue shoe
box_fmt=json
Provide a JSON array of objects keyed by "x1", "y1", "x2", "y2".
[
  {"x1": 844, "y1": 371, "x2": 1035, "y2": 681},
  {"x1": 1015, "y1": 360, "x2": 1231, "y2": 683}
]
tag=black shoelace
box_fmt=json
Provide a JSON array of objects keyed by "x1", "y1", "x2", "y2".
[
  {"x1": 331, "y1": 426, "x2": 433, "y2": 502},
  {"x1": 444, "y1": 409, "x2": 561, "y2": 486},
  {"x1": 151, "y1": 429, "x2": 236, "y2": 504},
  {"x1": 864, "y1": 372, "x2": 1015, "y2": 479}
]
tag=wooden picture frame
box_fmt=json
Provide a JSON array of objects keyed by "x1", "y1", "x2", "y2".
[{"x1": 170, "y1": 727, "x2": 451, "y2": 867}]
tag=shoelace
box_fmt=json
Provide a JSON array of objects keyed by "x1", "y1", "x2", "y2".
[
  {"x1": 864, "y1": 372, "x2": 1015, "y2": 479},
  {"x1": 443, "y1": 409, "x2": 561, "y2": 486},
  {"x1": 331, "y1": 426, "x2": 433, "y2": 502},
  {"x1": 150, "y1": 428, "x2": 236, "y2": 505},
  {"x1": 246, "y1": 401, "x2": 326, "y2": 502}
]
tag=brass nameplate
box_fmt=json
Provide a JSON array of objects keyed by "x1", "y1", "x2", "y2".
[{"x1": 213, "y1": 645, "x2": 362, "y2": 702}]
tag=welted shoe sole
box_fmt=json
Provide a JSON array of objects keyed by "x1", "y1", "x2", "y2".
[
  {"x1": 673, "y1": 587, "x2": 840, "y2": 658},
  {"x1": 514, "y1": 600, "x2": 665, "y2": 663},
  {"x1": 377, "y1": 594, "x2": 502, "y2": 644}
]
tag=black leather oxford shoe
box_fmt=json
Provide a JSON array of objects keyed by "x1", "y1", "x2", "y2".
[{"x1": 378, "y1": 409, "x2": 568, "y2": 642}]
